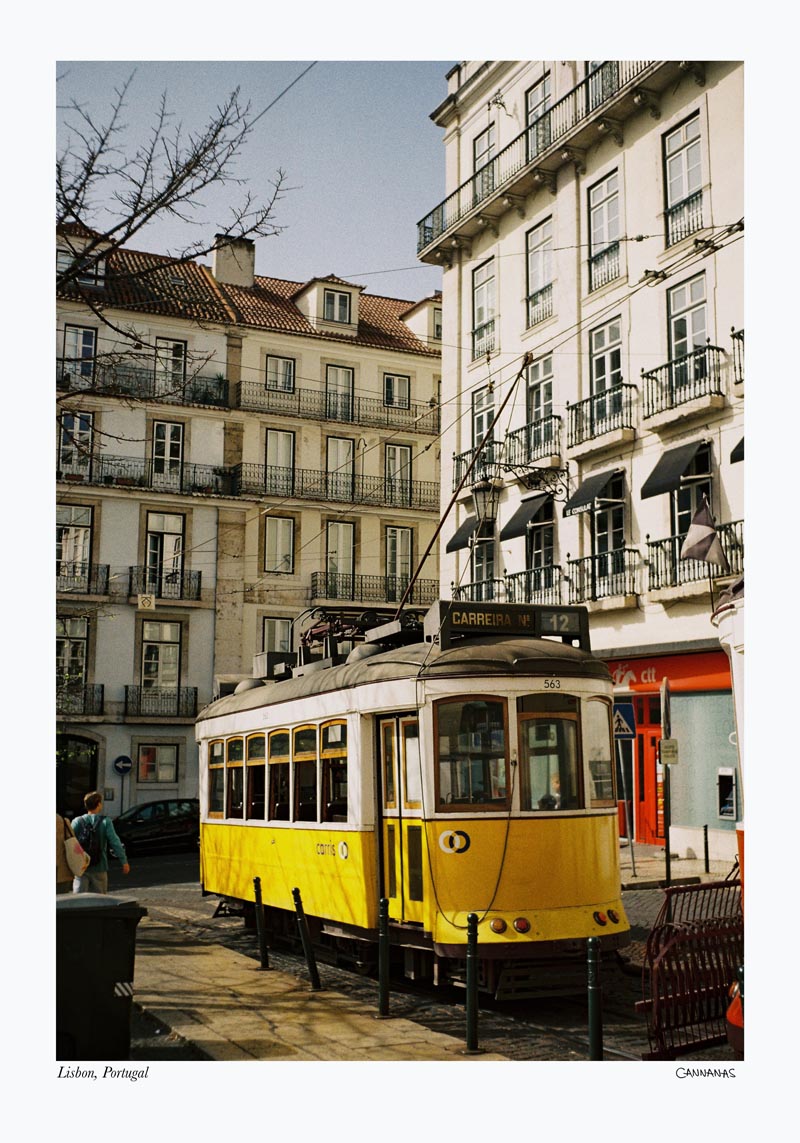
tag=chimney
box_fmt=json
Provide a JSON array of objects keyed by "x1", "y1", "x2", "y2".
[{"x1": 212, "y1": 235, "x2": 256, "y2": 288}]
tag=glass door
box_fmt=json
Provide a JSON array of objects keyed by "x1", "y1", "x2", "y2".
[
  {"x1": 379, "y1": 715, "x2": 424, "y2": 924},
  {"x1": 326, "y1": 521, "x2": 354, "y2": 599}
]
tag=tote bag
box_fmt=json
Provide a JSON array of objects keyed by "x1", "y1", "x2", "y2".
[{"x1": 63, "y1": 817, "x2": 90, "y2": 877}]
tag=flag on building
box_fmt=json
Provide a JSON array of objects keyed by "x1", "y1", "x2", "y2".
[{"x1": 680, "y1": 496, "x2": 731, "y2": 571}]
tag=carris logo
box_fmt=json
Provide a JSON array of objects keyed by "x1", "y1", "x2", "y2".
[{"x1": 439, "y1": 830, "x2": 471, "y2": 854}]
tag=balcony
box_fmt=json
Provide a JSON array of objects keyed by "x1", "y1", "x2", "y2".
[
  {"x1": 452, "y1": 578, "x2": 506, "y2": 603},
  {"x1": 504, "y1": 416, "x2": 562, "y2": 467},
  {"x1": 566, "y1": 548, "x2": 638, "y2": 603},
  {"x1": 234, "y1": 465, "x2": 440, "y2": 510},
  {"x1": 642, "y1": 344, "x2": 725, "y2": 422},
  {"x1": 56, "y1": 562, "x2": 110, "y2": 595},
  {"x1": 310, "y1": 572, "x2": 439, "y2": 605},
  {"x1": 238, "y1": 382, "x2": 440, "y2": 435},
  {"x1": 125, "y1": 686, "x2": 198, "y2": 718},
  {"x1": 567, "y1": 383, "x2": 637, "y2": 451},
  {"x1": 472, "y1": 319, "x2": 496, "y2": 360},
  {"x1": 452, "y1": 440, "x2": 503, "y2": 492},
  {"x1": 505, "y1": 566, "x2": 563, "y2": 605},
  {"x1": 56, "y1": 454, "x2": 237, "y2": 496},
  {"x1": 526, "y1": 283, "x2": 554, "y2": 327},
  {"x1": 56, "y1": 358, "x2": 230, "y2": 408},
  {"x1": 56, "y1": 683, "x2": 104, "y2": 717},
  {"x1": 665, "y1": 189, "x2": 704, "y2": 247},
  {"x1": 588, "y1": 242, "x2": 621, "y2": 291},
  {"x1": 129, "y1": 566, "x2": 202, "y2": 601},
  {"x1": 731, "y1": 328, "x2": 744, "y2": 387},
  {"x1": 417, "y1": 61, "x2": 697, "y2": 261},
  {"x1": 646, "y1": 521, "x2": 743, "y2": 591}
]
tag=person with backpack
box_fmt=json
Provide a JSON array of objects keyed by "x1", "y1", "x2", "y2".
[{"x1": 71, "y1": 791, "x2": 130, "y2": 893}]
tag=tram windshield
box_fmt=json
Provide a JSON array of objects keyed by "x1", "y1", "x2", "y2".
[{"x1": 435, "y1": 698, "x2": 508, "y2": 809}]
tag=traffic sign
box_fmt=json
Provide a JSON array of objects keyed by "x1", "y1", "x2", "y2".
[
  {"x1": 113, "y1": 754, "x2": 133, "y2": 775},
  {"x1": 660, "y1": 738, "x2": 679, "y2": 765},
  {"x1": 612, "y1": 702, "x2": 637, "y2": 739}
]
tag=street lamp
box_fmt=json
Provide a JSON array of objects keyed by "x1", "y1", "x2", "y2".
[{"x1": 471, "y1": 475, "x2": 502, "y2": 530}]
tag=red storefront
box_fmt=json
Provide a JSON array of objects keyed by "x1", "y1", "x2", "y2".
[{"x1": 604, "y1": 650, "x2": 732, "y2": 846}]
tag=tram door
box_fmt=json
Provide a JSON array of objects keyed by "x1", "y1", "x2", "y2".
[{"x1": 379, "y1": 715, "x2": 424, "y2": 924}]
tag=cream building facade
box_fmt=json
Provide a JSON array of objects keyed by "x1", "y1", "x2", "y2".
[
  {"x1": 56, "y1": 227, "x2": 441, "y2": 816},
  {"x1": 418, "y1": 61, "x2": 743, "y2": 859}
]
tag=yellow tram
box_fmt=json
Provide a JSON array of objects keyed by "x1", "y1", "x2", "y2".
[{"x1": 196, "y1": 600, "x2": 630, "y2": 996}]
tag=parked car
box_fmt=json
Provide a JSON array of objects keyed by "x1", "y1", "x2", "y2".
[{"x1": 113, "y1": 798, "x2": 199, "y2": 855}]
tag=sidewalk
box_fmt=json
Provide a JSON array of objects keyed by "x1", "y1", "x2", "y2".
[
  {"x1": 617, "y1": 840, "x2": 736, "y2": 890},
  {"x1": 131, "y1": 916, "x2": 510, "y2": 1062}
]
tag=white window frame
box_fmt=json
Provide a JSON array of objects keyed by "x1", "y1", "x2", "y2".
[
  {"x1": 263, "y1": 617, "x2": 292, "y2": 655},
  {"x1": 59, "y1": 411, "x2": 93, "y2": 474},
  {"x1": 266, "y1": 355, "x2": 295, "y2": 392},
  {"x1": 264, "y1": 517, "x2": 294, "y2": 574},
  {"x1": 62, "y1": 325, "x2": 96, "y2": 385},
  {"x1": 57, "y1": 505, "x2": 93, "y2": 583},
  {"x1": 665, "y1": 114, "x2": 702, "y2": 209},
  {"x1": 141, "y1": 620, "x2": 181, "y2": 690},
  {"x1": 384, "y1": 373, "x2": 410, "y2": 409},
  {"x1": 472, "y1": 259, "x2": 496, "y2": 357},
  {"x1": 324, "y1": 290, "x2": 351, "y2": 324},
  {"x1": 152, "y1": 421, "x2": 184, "y2": 483},
  {"x1": 154, "y1": 338, "x2": 187, "y2": 395},
  {"x1": 137, "y1": 744, "x2": 179, "y2": 783}
]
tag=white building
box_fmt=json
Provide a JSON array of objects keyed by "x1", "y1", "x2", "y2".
[
  {"x1": 418, "y1": 61, "x2": 743, "y2": 860},
  {"x1": 56, "y1": 227, "x2": 442, "y2": 816}
]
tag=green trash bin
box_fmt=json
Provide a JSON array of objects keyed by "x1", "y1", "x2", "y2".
[{"x1": 56, "y1": 894, "x2": 148, "y2": 1060}]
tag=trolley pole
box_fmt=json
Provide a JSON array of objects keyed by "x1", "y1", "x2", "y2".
[
  {"x1": 253, "y1": 876, "x2": 270, "y2": 970},
  {"x1": 376, "y1": 897, "x2": 391, "y2": 1019},
  {"x1": 292, "y1": 887, "x2": 322, "y2": 991},
  {"x1": 587, "y1": 937, "x2": 603, "y2": 1060},
  {"x1": 464, "y1": 912, "x2": 481, "y2": 1054}
]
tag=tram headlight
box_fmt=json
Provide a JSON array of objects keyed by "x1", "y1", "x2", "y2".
[
  {"x1": 513, "y1": 917, "x2": 531, "y2": 933},
  {"x1": 593, "y1": 911, "x2": 608, "y2": 926},
  {"x1": 490, "y1": 918, "x2": 507, "y2": 934}
]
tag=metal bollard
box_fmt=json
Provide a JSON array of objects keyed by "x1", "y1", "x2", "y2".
[
  {"x1": 465, "y1": 912, "x2": 481, "y2": 1054},
  {"x1": 587, "y1": 937, "x2": 603, "y2": 1060},
  {"x1": 292, "y1": 887, "x2": 322, "y2": 991},
  {"x1": 703, "y1": 824, "x2": 710, "y2": 873},
  {"x1": 253, "y1": 876, "x2": 271, "y2": 970},
  {"x1": 376, "y1": 897, "x2": 391, "y2": 1019}
]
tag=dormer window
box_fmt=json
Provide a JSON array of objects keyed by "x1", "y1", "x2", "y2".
[
  {"x1": 57, "y1": 247, "x2": 105, "y2": 286},
  {"x1": 324, "y1": 290, "x2": 352, "y2": 324}
]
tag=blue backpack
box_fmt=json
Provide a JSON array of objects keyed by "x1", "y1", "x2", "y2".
[{"x1": 75, "y1": 815, "x2": 104, "y2": 867}]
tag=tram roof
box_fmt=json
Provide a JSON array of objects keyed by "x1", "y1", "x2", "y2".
[{"x1": 197, "y1": 634, "x2": 611, "y2": 723}]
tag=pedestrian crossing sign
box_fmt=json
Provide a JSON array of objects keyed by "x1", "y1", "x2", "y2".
[{"x1": 612, "y1": 702, "x2": 637, "y2": 739}]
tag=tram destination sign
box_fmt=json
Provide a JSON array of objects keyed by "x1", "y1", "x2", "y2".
[{"x1": 424, "y1": 601, "x2": 590, "y2": 650}]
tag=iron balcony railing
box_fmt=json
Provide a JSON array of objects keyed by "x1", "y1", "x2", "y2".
[
  {"x1": 417, "y1": 61, "x2": 654, "y2": 251},
  {"x1": 526, "y1": 283, "x2": 554, "y2": 327},
  {"x1": 125, "y1": 686, "x2": 198, "y2": 718},
  {"x1": 589, "y1": 242, "x2": 621, "y2": 291},
  {"x1": 504, "y1": 416, "x2": 562, "y2": 466},
  {"x1": 666, "y1": 189, "x2": 704, "y2": 246},
  {"x1": 505, "y1": 566, "x2": 563, "y2": 605},
  {"x1": 566, "y1": 548, "x2": 638, "y2": 603},
  {"x1": 472, "y1": 319, "x2": 496, "y2": 360},
  {"x1": 233, "y1": 464, "x2": 440, "y2": 510},
  {"x1": 452, "y1": 439, "x2": 503, "y2": 491},
  {"x1": 129, "y1": 565, "x2": 202, "y2": 601},
  {"x1": 731, "y1": 328, "x2": 744, "y2": 385},
  {"x1": 56, "y1": 562, "x2": 110, "y2": 595},
  {"x1": 310, "y1": 572, "x2": 439, "y2": 605},
  {"x1": 646, "y1": 521, "x2": 743, "y2": 590},
  {"x1": 56, "y1": 683, "x2": 104, "y2": 717},
  {"x1": 237, "y1": 382, "x2": 440, "y2": 435},
  {"x1": 452, "y1": 578, "x2": 506, "y2": 603},
  {"x1": 56, "y1": 358, "x2": 230, "y2": 407},
  {"x1": 56, "y1": 454, "x2": 237, "y2": 495},
  {"x1": 642, "y1": 344, "x2": 724, "y2": 418},
  {"x1": 567, "y1": 383, "x2": 636, "y2": 447}
]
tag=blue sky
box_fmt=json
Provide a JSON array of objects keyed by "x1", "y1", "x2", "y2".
[{"x1": 56, "y1": 60, "x2": 453, "y2": 303}]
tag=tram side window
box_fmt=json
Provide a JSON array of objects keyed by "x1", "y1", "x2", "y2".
[
  {"x1": 226, "y1": 738, "x2": 244, "y2": 819},
  {"x1": 246, "y1": 734, "x2": 266, "y2": 819},
  {"x1": 435, "y1": 698, "x2": 508, "y2": 810},
  {"x1": 583, "y1": 699, "x2": 616, "y2": 807},
  {"x1": 293, "y1": 725, "x2": 318, "y2": 822},
  {"x1": 322, "y1": 721, "x2": 347, "y2": 823},
  {"x1": 518, "y1": 694, "x2": 581, "y2": 811},
  {"x1": 268, "y1": 730, "x2": 290, "y2": 820},
  {"x1": 208, "y1": 740, "x2": 224, "y2": 817}
]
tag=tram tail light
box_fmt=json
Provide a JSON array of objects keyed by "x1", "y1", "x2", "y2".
[
  {"x1": 607, "y1": 909, "x2": 620, "y2": 925},
  {"x1": 513, "y1": 918, "x2": 531, "y2": 933},
  {"x1": 593, "y1": 911, "x2": 608, "y2": 926},
  {"x1": 490, "y1": 918, "x2": 507, "y2": 933}
]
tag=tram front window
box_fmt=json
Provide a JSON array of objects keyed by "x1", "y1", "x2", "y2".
[{"x1": 435, "y1": 698, "x2": 508, "y2": 810}]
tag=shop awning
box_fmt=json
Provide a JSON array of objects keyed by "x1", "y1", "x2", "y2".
[
  {"x1": 563, "y1": 469, "x2": 621, "y2": 517},
  {"x1": 445, "y1": 515, "x2": 478, "y2": 553},
  {"x1": 640, "y1": 441, "x2": 705, "y2": 499},
  {"x1": 499, "y1": 493, "x2": 549, "y2": 540},
  {"x1": 731, "y1": 438, "x2": 744, "y2": 463}
]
